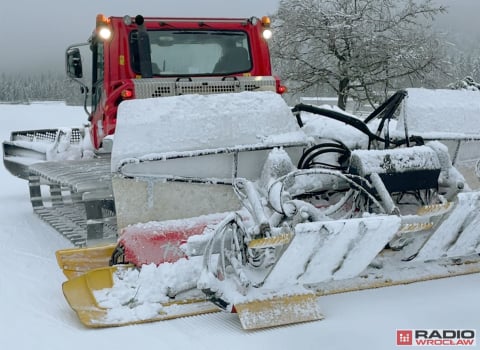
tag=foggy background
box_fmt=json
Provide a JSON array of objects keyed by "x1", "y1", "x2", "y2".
[
  {"x1": 433, "y1": 0, "x2": 480, "y2": 45},
  {"x1": 0, "y1": 0, "x2": 478, "y2": 74},
  {"x1": 0, "y1": 0, "x2": 280, "y2": 73}
]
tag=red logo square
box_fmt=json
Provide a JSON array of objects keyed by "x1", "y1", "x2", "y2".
[{"x1": 397, "y1": 330, "x2": 413, "y2": 346}]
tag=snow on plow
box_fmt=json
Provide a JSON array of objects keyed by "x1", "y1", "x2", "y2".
[
  {"x1": 59, "y1": 90, "x2": 480, "y2": 330},
  {"x1": 62, "y1": 264, "x2": 220, "y2": 327}
]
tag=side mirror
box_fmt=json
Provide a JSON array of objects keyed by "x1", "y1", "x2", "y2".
[{"x1": 66, "y1": 48, "x2": 83, "y2": 79}]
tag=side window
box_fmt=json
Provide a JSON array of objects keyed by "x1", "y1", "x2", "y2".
[
  {"x1": 91, "y1": 41, "x2": 104, "y2": 111},
  {"x1": 129, "y1": 31, "x2": 140, "y2": 73}
]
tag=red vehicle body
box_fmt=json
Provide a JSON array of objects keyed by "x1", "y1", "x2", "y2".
[
  {"x1": 66, "y1": 14, "x2": 284, "y2": 150},
  {"x1": 113, "y1": 213, "x2": 228, "y2": 266}
]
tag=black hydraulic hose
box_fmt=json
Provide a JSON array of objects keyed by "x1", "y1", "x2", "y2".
[
  {"x1": 291, "y1": 103, "x2": 385, "y2": 145},
  {"x1": 363, "y1": 90, "x2": 409, "y2": 148},
  {"x1": 300, "y1": 148, "x2": 350, "y2": 170},
  {"x1": 298, "y1": 142, "x2": 351, "y2": 170},
  {"x1": 363, "y1": 90, "x2": 407, "y2": 124}
]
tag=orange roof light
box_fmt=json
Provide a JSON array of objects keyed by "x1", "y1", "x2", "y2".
[
  {"x1": 96, "y1": 14, "x2": 110, "y2": 26},
  {"x1": 261, "y1": 16, "x2": 271, "y2": 27}
]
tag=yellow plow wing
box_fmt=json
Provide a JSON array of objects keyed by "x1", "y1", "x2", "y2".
[
  {"x1": 235, "y1": 293, "x2": 323, "y2": 330},
  {"x1": 56, "y1": 244, "x2": 116, "y2": 279},
  {"x1": 62, "y1": 265, "x2": 219, "y2": 328}
]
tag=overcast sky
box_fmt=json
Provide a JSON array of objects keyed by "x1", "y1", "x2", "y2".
[
  {"x1": 0, "y1": 0, "x2": 478, "y2": 74},
  {"x1": 0, "y1": 0, "x2": 280, "y2": 73}
]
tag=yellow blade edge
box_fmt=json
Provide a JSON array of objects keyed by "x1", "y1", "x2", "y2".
[
  {"x1": 62, "y1": 265, "x2": 219, "y2": 328},
  {"x1": 248, "y1": 233, "x2": 293, "y2": 249},
  {"x1": 56, "y1": 244, "x2": 117, "y2": 279},
  {"x1": 417, "y1": 202, "x2": 453, "y2": 216},
  {"x1": 398, "y1": 222, "x2": 434, "y2": 233},
  {"x1": 234, "y1": 293, "x2": 323, "y2": 330}
]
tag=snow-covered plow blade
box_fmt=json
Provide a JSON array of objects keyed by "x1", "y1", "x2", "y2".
[
  {"x1": 195, "y1": 115, "x2": 480, "y2": 329},
  {"x1": 310, "y1": 195, "x2": 480, "y2": 295},
  {"x1": 234, "y1": 293, "x2": 323, "y2": 330},
  {"x1": 199, "y1": 187, "x2": 480, "y2": 330},
  {"x1": 62, "y1": 265, "x2": 219, "y2": 327},
  {"x1": 60, "y1": 214, "x2": 231, "y2": 327}
]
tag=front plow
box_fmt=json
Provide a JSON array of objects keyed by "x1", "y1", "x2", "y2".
[
  {"x1": 196, "y1": 139, "x2": 480, "y2": 329},
  {"x1": 61, "y1": 194, "x2": 480, "y2": 329},
  {"x1": 62, "y1": 265, "x2": 219, "y2": 327},
  {"x1": 198, "y1": 192, "x2": 480, "y2": 330},
  {"x1": 58, "y1": 90, "x2": 480, "y2": 330}
]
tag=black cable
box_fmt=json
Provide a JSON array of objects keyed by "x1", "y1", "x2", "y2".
[{"x1": 298, "y1": 142, "x2": 351, "y2": 170}]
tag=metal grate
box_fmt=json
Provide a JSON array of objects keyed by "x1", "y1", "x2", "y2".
[
  {"x1": 151, "y1": 85, "x2": 173, "y2": 97},
  {"x1": 178, "y1": 83, "x2": 237, "y2": 95},
  {"x1": 133, "y1": 76, "x2": 277, "y2": 100},
  {"x1": 12, "y1": 128, "x2": 83, "y2": 144}
]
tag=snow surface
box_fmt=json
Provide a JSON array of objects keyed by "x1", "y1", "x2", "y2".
[
  {"x1": 1, "y1": 101, "x2": 479, "y2": 350},
  {"x1": 400, "y1": 88, "x2": 480, "y2": 135}
]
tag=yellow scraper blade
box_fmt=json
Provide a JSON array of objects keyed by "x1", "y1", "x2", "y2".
[
  {"x1": 62, "y1": 265, "x2": 220, "y2": 328},
  {"x1": 248, "y1": 232, "x2": 293, "y2": 249},
  {"x1": 56, "y1": 244, "x2": 117, "y2": 279},
  {"x1": 234, "y1": 293, "x2": 323, "y2": 330},
  {"x1": 416, "y1": 201, "x2": 453, "y2": 216}
]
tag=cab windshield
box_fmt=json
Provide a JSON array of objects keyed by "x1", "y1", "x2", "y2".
[{"x1": 130, "y1": 30, "x2": 252, "y2": 76}]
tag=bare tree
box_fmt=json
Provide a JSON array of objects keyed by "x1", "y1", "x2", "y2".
[{"x1": 271, "y1": 0, "x2": 447, "y2": 109}]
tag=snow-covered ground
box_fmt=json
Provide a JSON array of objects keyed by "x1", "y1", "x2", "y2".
[{"x1": 0, "y1": 102, "x2": 479, "y2": 350}]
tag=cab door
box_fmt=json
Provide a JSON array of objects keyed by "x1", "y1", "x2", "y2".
[{"x1": 89, "y1": 40, "x2": 106, "y2": 149}]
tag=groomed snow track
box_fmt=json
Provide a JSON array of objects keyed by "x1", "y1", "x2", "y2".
[{"x1": 28, "y1": 157, "x2": 116, "y2": 246}]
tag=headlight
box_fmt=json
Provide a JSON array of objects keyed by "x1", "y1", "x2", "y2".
[
  {"x1": 262, "y1": 29, "x2": 273, "y2": 40},
  {"x1": 98, "y1": 27, "x2": 112, "y2": 40},
  {"x1": 262, "y1": 29, "x2": 272, "y2": 40}
]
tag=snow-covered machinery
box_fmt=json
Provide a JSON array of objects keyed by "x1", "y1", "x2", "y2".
[
  {"x1": 2, "y1": 14, "x2": 283, "y2": 247},
  {"x1": 59, "y1": 89, "x2": 480, "y2": 330},
  {"x1": 3, "y1": 12, "x2": 479, "y2": 331},
  {"x1": 198, "y1": 144, "x2": 480, "y2": 329}
]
